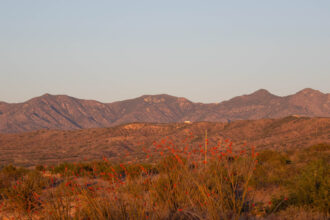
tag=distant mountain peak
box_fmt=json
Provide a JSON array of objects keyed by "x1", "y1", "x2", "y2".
[
  {"x1": 139, "y1": 94, "x2": 191, "y2": 103},
  {"x1": 34, "y1": 93, "x2": 59, "y2": 100},
  {"x1": 251, "y1": 89, "x2": 273, "y2": 96},
  {"x1": 38, "y1": 93, "x2": 57, "y2": 100},
  {"x1": 296, "y1": 88, "x2": 323, "y2": 96},
  {"x1": 38, "y1": 93, "x2": 77, "y2": 101},
  {"x1": 236, "y1": 89, "x2": 277, "y2": 101},
  {"x1": 27, "y1": 93, "x2": 55, "y2": 103},
  {"x1": 140, "y1": 94, "x2": 177, "y2": 99},
  {"x1": 27, "y1": 94, "x2": 78, "y2": 106},
  {"x1": 143, "y1": 96, "x2": 166, "y2": 104}
]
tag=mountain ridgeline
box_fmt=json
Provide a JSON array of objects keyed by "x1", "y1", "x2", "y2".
[{"x1": 0, "y1": 88, "x2": 329, "y2": 133}]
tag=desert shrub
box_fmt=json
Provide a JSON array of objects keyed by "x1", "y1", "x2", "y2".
[
  {"x1": 252, "y1": 145, "x2": 330, "y2": 215},
  {"x1": 35, "y1": 164, "x2": 46, "y2": 171},
  {"x1": 203, "y1": 152, "x2": 258, "y2": 219},
  {"x1": 150, "y1": 145, "x2": 258, "y2": 220},
  {"x1": 41, "y1": 182, "x2": 77, "y2": 219},
  {"x1": 2, "y1": 170, "x2": 49, "y2": 215},
  {"x1": 307, "y1": 143, "x2": 330, "y2": 152},
  {"x1": 51, "y1": 161, "x2": 119, "y2": 178},
  {"x1": 156, "y1": 154, "x2": 187, "y2": 172},
  {"x1": 51, "y1": 161, "x2": 103, "y2": 178},
  {"x1": 251, "y1": 150, "x2": 292, "y2": 188},
  {"x1": 152, "y1": 155, "x2": 191, "y2": 216},
  {"x1": 0, "y1": 164, "x2": 28, "y2": 176},
  {"x1": 124, "y1": 163, "x2": 157, "y2": 180},
  {"x1": 51, "y1": 162, "x2": 78, "y2": 176},
  {"x1": 265, "y1": 195, "x2": 290, "y2": 214},
  {"x1": 77, "y1": 188, "x2": 152, "y2": 220},
  {"x1": 267, "y1": 206, "x2": 329, "y2": 220},
  {"x1": 74, "y1": 162, "x2": 94, "y2": 176},
  {"x1": 287, "y1": 159, "x2": 329, "y2": 213},
  {"x1": 0, "y1": 165, "x2": 28, "y2": 195},
  {"x1": 297, "y1": 143, "x2": 330, "y2": 163}
]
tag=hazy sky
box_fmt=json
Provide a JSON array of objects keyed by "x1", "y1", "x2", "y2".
[{"x1": 1, "y1": 1, "x2": 329, "y2": 103}]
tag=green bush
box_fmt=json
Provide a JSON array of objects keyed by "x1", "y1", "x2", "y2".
[
  {"x1": 288, "y1": 159, "x2": 329, "y2": 213},
  {"x1": 297, "y1": 143, "x2": 330, "y2": 163},
  {"x1": 251, "y1": 150, "x2": 292, "y2": 188},
  {"x1": 35, "y1": 164, "x2": 46, "y2": 171},
  {"x1": 266, "y1": 195, "x2": 290, "y2": 214}
]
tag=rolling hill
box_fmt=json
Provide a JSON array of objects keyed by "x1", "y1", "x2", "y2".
[{"x1": 0, "y1": 117, "x2": 329, "y2": 166}]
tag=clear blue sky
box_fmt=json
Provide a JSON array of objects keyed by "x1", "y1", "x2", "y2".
[{"x1": 1, "y1": 0, "x2": 329, "y2": 103}]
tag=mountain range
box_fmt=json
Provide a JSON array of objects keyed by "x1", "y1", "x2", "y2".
[{"x1": 0, "y1": 88, "x2": 329, "y2": 133}]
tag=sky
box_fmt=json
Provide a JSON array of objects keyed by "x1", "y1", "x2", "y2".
[{"x1": 1, "y1": 0, "x2": 329, "y2": 103}]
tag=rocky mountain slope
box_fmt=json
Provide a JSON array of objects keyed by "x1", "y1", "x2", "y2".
[{"x1": 0, "y1": 88, "x2": 329, "y2": 133}]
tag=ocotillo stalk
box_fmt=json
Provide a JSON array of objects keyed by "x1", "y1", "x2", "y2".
[{"x1": 204, "y1": 129, "x2": 208, "y2": 167}]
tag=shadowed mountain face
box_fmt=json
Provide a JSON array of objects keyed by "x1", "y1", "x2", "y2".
[{"x1": 0, "y1": 88, "x2": 329, "y2": 133}]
